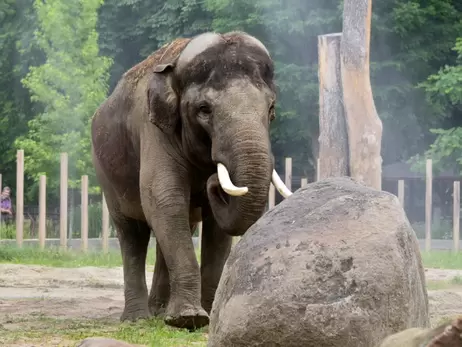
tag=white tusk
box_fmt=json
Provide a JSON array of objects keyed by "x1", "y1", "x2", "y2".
[
  {"x1": 217, "y1": 163, "x2": 249, "y2": 196},
  {"x1": 272, "y1": 169, "x2": 293, "y2": 198}
]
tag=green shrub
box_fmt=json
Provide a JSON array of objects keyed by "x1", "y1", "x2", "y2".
[{"x1": 0, "y1": 224, "x2": 16, "y2": 239}]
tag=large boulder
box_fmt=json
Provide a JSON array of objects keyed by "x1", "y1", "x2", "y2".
[{"x1": 208, "y1": 177, "x2": 429, "y2": 347}]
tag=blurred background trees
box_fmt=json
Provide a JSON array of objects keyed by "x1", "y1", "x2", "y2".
[{"x1": 0, "y1": 0, "x2": 461, "y2": 203}]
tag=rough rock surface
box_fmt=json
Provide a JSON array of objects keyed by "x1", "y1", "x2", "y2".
[{"x1": 208, "y1": 177, "x2": 429, "y2": 347}]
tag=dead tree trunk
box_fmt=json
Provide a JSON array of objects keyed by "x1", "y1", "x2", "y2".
[
  {"x1": 340, "y1": 0, "x2": 383, "y2": 190},
  {"x1": 318, "y1": 33, "x2": 349, "y2": 179}
]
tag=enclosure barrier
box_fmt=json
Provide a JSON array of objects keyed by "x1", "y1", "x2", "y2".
[{"x1": 0, "y1": 150, "x2": 460, "y2": 253}]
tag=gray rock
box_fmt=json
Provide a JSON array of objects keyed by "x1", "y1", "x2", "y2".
[{"x1": 208, "y1": 177, "x2": 429, "y2": 347}]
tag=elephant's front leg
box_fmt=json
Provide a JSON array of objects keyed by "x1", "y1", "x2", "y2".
[
  {"x1": 148, "y1": 207, "x2": 202, "y2": 317},
  {"x1": 141, "y1": 163, "x2": 208, "y2": 330},
  {"x1": 200, "y1": 206, "x2": 233, "y2": 313}
]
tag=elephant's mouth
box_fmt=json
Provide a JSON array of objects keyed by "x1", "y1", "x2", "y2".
[
  {"x1": 211, "y1": 178, "x2": 230, "y2": 206},
  {"x1": 206, "y1": 162, "x2": 292, "y2": 234}
]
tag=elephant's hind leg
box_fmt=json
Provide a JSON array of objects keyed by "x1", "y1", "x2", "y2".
[
  {"x1": 114, "y1": 216, "x2": 151, "y2": 322},
  {"x1": 148, "y1": 240, "x2": 170, "y2": 317}
]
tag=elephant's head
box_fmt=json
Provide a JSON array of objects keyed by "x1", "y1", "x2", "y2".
[{"x1": 147, "y1": 31, "x2": 291, "y2": 236}]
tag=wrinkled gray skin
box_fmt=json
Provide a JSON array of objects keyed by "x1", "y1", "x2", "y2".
[{"x1": 90, "y1": 31, "x2": 278, "y2": 330}]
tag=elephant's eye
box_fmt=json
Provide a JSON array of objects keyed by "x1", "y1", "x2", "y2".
[
  {"x1": 269, "y1": 104, "x2": 275, "y2": 121},
  {"x1": 198, "y1": 102, "x2": 212, "y2": 115}
]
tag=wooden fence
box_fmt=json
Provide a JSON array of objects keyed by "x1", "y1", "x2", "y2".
[{"x1": 0, "y1": 150, "x2": 460, "y2": 253}]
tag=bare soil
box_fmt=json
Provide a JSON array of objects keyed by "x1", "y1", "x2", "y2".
[{"x1": 0, "y1": 264, "x2": 461, "y2": 346}]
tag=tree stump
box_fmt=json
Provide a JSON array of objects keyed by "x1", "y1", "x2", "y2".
[
  {"x1": 318, "y1": 33, "x2": 349, "y2": 179},
  {"x1": 340, "y1": 0, "x2": 383, "y2": 190}
]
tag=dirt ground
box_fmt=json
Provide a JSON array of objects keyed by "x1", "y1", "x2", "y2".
[{"x1": 0, "y1": 264, "x2": 461, "y2": 346}]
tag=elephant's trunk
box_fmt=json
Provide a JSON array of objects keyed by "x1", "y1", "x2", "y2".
[{"x1": 207, "y1": 125, "x2": 273, "y2": 236}]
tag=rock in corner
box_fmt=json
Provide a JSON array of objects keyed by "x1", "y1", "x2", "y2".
[{"x1": 208, "y1": 177, "x2": 429, "y2": 347}]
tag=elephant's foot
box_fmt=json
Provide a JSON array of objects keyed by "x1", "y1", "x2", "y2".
[
  {"x1": 201, "y1": 299, "x2": 214, "y2": 315},
  {"x1": 164, "y1": 301, "x2": 209, "y2": 331},
  {"x1": 148, "y1": 299, "x2": 168, "y2": 317},
  {"x1": 120, "y1": 304, "x2": 151, "y2": 322}
]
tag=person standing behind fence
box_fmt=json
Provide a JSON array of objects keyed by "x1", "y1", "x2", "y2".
[{"x1": 1, "y1": 186, "x2": 13, "y2": 225}]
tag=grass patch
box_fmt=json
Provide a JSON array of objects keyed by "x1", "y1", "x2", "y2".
[
  {"x1": 426, "y1": 276, "x2": 462, "y2": 290},
  {"x1": 420, "y1": 250, "x2": 462, "y2": 270},
  {"x1": 0, "y1": 244, "x2": 201, "y2": 268},
  {"x1": 1, "y1": 316, "x2": 207, "y2": 347},
  {"x1": 0, "y1": 244, "x2": 129, "y2": 268}
]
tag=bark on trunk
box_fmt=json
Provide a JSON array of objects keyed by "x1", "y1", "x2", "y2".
[
  {"x1": 318, "y1": 33, "x2": 349, "y2": 179},
  {"x1": 340, "y1": 0, "x2": 383, "y2": 190}
]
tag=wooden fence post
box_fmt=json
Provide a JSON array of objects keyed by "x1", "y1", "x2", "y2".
[
  {"x1": 318, "y1": 33, "x2": 349, "y2": 179},
  {"x1": 316, "y1": 158, "x2": 321, "y2": 181},
  {"x1": 60, "y1": 153, "x2": 68, "y2": 250},
  {"x1": 0, "y1": 173, "x2": 2, "y2": 232},
  {"x1": 268, "y1": 183, "x2": 275, "y2": 209},
  {"x1": 340, "y1": 0, "x2": 383, "y2": 190},
  {"x1": 102, "y1": 193, "x2": 109, "y2": 253},
  {"x1": 197, "y1": 221, "x2": 203, "y2": 252},
  {"x1": 39, "y1": 175, "x2": 46, "y2": 249},
  {"x1": 16, "y1": 150, "x2": 24, "y2": 247},
  {"x1": 285, "y1": 157, "x2": 292, "y2": 192},
  {"x1": 454, "y1": 181, "x2": 460, "y2": 253},
  {"x1": 425, "y1": 159, "x2": 432, "y2": 251},
  {"x1": 81, "y1": 175, "x2": 88, "y2": 252},
  {"x1": 398, "y1": 180, "x2": 405, "y2": 206}
]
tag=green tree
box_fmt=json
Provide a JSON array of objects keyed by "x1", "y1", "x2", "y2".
[
  {"x1": 373, "y1": 0, "x2": 462, "y2": 166},
  {"x1": 0, "y1": 0, "x2": 43, "y2": 197},
  {"x1": 14, "y1": 0, "x2": 113, "y2": 201},
  {"x1": 97, "y1": 0, "x2": 212, "y2": 91},
  {"x1": 410, "y1": 37, "x2": 462, "y2": 174}
]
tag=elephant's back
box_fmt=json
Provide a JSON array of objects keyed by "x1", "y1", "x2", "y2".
[
  {"x1": 123, "y1": 37, "x2": 191, "y2": 83},
  {"x1": 90, "y1": 37, "x2": 192, "y2": 221},
  {"x1": 91, "y1": 75, "x2": 142, "y2": 217}
]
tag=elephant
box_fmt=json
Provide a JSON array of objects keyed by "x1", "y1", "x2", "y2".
[{"x1": 90, "y1": 31, "x2": 292, "y2": 331}]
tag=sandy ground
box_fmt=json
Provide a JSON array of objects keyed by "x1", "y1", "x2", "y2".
[{"x1": 0, "y1": 264, "x2": 461, "y2": 346}]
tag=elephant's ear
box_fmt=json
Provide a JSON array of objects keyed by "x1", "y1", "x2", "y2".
[{"x1": 147, "y1": 63, "x2": 179, "y2": 134}]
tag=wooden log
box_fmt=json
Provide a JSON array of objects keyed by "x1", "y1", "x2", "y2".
[
  {"x1": 0, "y1": 173, "x2": 2, "y2": 232},
  {"x1": 39, "y1": 175, "x2": 46, "y2": 249},
  {"x1": 197, "y1": 221, "x2": 203, "y2": 252},
  {"x1": 60, "y1": 152, "x2": 68, "y2": 249},
  {"x1": 398, "y1": 180, "x2": 404, "y2": 206},
  {"x1": 454, "y1": 181, "x2": 460, "y2": 253},
  {"x1": 425, "y1": 159, "x2": 432, "y2": 251},
  {"x1": 81, "y1": 175, "x2": 89, "y2": 252},
  {"x1": 316, "y1": 158, "x2": 321, "y2": 181},
  {"x1": 318, "y1": 33, "x2": 349, "y2": 179},
  {"x1": 268, "y1": 183, "x2": 275, "y2": 209},
  {"x1": 340, "y1": 0, "x2": 383, "y2": 190},
  {"x1": 16, "y1": 150, "x2": 24, "y2": 247},
  {"x1": 285, "y1": 157, "x2": 292, "y2": 192},
  {"x1": 102, "y1": 193, "x2": 109, "y2": 253}
]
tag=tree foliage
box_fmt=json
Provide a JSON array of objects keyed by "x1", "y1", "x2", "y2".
[
  {"x1": 14, "y1": 0, "x2": 112, "y2": 201},
  {"x1": 0, "y1": 0, "x2": 43, "y2": 194},
  {"x1": 411, "y1": 37, "x2": 462, "y2": 174}
]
